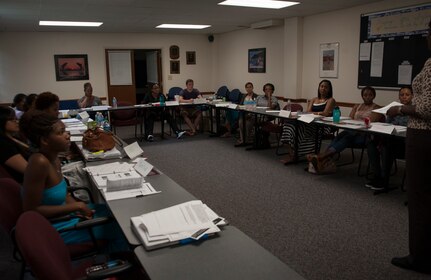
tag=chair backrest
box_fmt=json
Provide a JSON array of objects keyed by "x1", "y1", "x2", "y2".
[
  {"x1": 283, "y1": 103, "x2": 303, "y2": 112},
  {"x1": 111, "y1": 101, "x2": 136, "y2": 121},
  {"x1": 59, "y1": 100, "x2": 80, "y2": 110},
  {"x1": 215, "y1": 86, "x2": 229, "y2": 99},
  {"x1": 228, "y1": 89, "x2": 242, "y2": 104},
  {"x1": 15, "y1": 211, "x2": 73, "y2": 280},
  {"x1": 0, "y1": 178, "x2": 23, "y2": 233},
  {"x1": 168, "y1": 87, "x2": 182, "y2": 100}
]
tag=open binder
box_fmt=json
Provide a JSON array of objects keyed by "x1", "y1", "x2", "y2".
[{"x1": 131, "y1": 200, "x2": 227, "y2": 250}]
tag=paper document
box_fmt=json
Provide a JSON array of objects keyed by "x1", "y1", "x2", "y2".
[
  {"x1": 103, "y1": 182, "x2": 159, "y2": 201},
  {"x1": 279, "y1": 110, "x2": 291, "y2": 118},
  {"x1": 78, "y1": 144, "x2": 122, "y2": 160},
  {"x1": 372, "y1": 101, "x2": 402, "y2": 114},
  {"x1": 215, "y1": 103, "x2": 230, "y2": 107},
  {"x1": 367, "y1": 123, "x2": 395, "y2": 134},
  {"x1": 266, "y1": 110, "x2": 280, "y2": 113},
  {"x1": 124, "y1": 142, "x2": 144, "y2": 159},
  {"x1": 91, "y1": 106, "x2": 111, "y2": 111},
  {"x1": 85, "y1": 162, "x2": 135, "y2": 176},
  {"x1": 322, "y1": 116, "x2": 350, "y2": 122},
  {"x1": 165, "y1": 101, "x2": 179, "y2": 106},
  {"x1": 130, "y1": 200, "x2": 226, "y2": 250},
  {"x1": 228, "y1": 104, "x2": 238, "y2": 109},
  {"x1": 193, "y1": 98, "x2": 208, "y2": 104},
  {"x1": 134, "y1": 158, "x2": 154, "y2": 177},
  {"x1": 298, "y1": 114, "x2": 321, "y2": 123},
  {"x1": 70, "y1": 136, "x2": 83, "y2": 142}
]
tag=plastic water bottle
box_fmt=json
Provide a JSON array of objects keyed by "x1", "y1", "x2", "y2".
[
  {"x1": 333, "y1": 106, "x2": 341, "y2": 123},
  {"x1": 160, "y1": 95, "x2": 165, "y2": 106},
  {"x1": 112, "y1": 97, "x2": 117, "y2": 108},
  {"x1": 96, "y1": 112, "x2": 104, "y2": 126},
  {"x1": 103, "y1": 120, "x2": 111, "y2": 131},
  {"x1": 286, "y1": 99, "x2": 291, "y2": 111}
]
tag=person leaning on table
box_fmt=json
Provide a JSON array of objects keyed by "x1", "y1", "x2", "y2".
[
  {"x1": 387, "y1": 19, "x2": 431, "y2": 275},
  {"x1": 77, "y1": 82, "x2": 102, "y2": 108}
]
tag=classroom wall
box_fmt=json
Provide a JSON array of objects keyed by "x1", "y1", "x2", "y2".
[
  {"x1": 216, "y1": 0, "x2": 427, "y2": 107},
  {"x1": 301, "y1": 0, "x2": 427, "y2": 108},
  {"x1": 0, "y1": 32, "x2": 213, "y2": 102}
]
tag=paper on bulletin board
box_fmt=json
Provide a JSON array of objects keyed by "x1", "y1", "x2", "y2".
[
  {"x1": 359, "y1": 42, "x2": 371, "y2": 61},
  {"x1": 370, "y1": 41, "x2": 384, "y2": 77},
  {"x1": 398, "y1": 62, "x2": 412, "y2": 85}
]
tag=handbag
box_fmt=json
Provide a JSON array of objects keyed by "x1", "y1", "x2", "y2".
[{"x1": 82, "y1": 128, "x2": 116, "y2": 152}]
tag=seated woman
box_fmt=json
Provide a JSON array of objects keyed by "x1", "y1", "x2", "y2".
[
  {"x1": 235, "y1": 82, "x2": 258, "y2": 146},
  {"x1": 142, "y1": 83, "x2": 185, "y2": 141},
  {"x1": 0, "y1": 106, "x2": 30, "y2": 183},
  {"x1": 35, "y1": 91, "x2": 60, "y2": 118},
  {"x1": 250, "y1": 83, "x2": 280, "y2": 149},
  {"x1": 12, "y1": 93, "x2": 27, "y2": 120},
  {"x1": 366, "y1": 86, "x2": 413, "y2": 190},
  {"x1": 280, "y1": 80, "x2": 336, "y2": 163},
  {"x1": 21, "y1": 110, "x2": 128, "y2": 252},
  {"x1": 309, "y1": 86, "x2": 382, "y2": 174},
  {"x1": 78, "y1": 82, "x2": 102, "y2": 108},
  {"x1": 23, "y1": 93, "x2": 38, "y2": 112}
]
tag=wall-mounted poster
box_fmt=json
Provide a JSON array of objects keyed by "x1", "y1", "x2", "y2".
[
  {"x1": 248, "y1": 48, "x2": 266, "y2": 73},
  {"x1": 319, "y1": 43, "x2": 339, "y2": 78},
  {"x1": 54, "y1": 54, "x2": 89, "y2": 81},
  {"x1": 170, "y1": 60, "x2": 180, "y2": 74}
]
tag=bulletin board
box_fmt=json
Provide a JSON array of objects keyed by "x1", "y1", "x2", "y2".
[{"x1": 357, "y1": 4, "x2": 431, "y2": 90}]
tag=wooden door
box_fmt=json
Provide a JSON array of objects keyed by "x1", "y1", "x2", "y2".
[{"x1": 105, "y1": 49, "x2": 136, "y2": 105}]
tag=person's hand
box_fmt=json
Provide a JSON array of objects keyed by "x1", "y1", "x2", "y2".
[
  {"x1": 387, "y1": 106, "x2": 401, "y2": 118},
  {"x1": 75, "y1": 202, "x2": 94, "y2": 219}
]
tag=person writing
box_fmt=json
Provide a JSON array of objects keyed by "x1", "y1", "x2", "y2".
[
  {"x1": 388, "y1": 19, "x2": 431, "y2": 274},
  {"x1": 179, "y1": 79, "x2": 203, "y2": 136},
  {"x1": 77, "y1": 82, "x2": 102, "y2": 108}
]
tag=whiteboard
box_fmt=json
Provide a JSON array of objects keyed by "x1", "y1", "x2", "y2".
[{"x1": 108, "y1": 51, "x2": 133, "y2": 85}]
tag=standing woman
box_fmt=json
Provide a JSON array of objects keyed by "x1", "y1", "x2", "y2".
[
  {"x1": 280, "y1": 80, "x2": 336, "y2": 163},
  {"x1": 388, "y1": 20, "x2": 431, "y2": 274}
]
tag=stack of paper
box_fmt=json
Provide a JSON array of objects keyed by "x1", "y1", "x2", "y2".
[{"x1": 131, "y1": 200, "x2": 226, "y2": 250}]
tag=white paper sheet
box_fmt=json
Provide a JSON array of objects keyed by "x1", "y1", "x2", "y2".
[
  {"x1": 134, "y1": 158, "x2": 154, "y2": 177},
  {"x1": 372, "y1": 101, "x2": 402, "y2": 114},
  {"x1": 124, "y1": 142, "x2": 144, "y2": 159},
  {"x1": 103, "y1": 182, "x2": 160, "y2": 201},
  {"x1": 367, "y1": 123, "x2": 395, "y2": 134},
  {"x1": 370, "y1": 41, "x2": 384, "y2": 77},
  {"x1": 279, "y1": 110, "x2": 291, "y2": 118},
  {"x1": 359, "y1": 42, "x2": 371, "y2": 61}
]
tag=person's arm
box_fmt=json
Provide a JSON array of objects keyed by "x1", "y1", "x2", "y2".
[
  {"x1": 307, "y1": 98, "x2": 316, "y2": 112},
  {"x1": 4, "y1": 154, "x2": 27, "y2": 174},
  {"x1": 271, "y1": 96, "x2": 280, "y2": 110},
  {"x1": 319, "y1": 98, "x2": 336, "y2": 117},
  {"x1": 369, "y1": 105, "x2": 383, "y2": 122},
  {"x1": 22, "y1": 154, "x2": 93, "y2": 219},
  {"x1": 349, "y1": 104, "x2": 359, "y2": 119}
]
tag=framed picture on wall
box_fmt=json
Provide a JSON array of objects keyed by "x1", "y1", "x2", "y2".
[
  {"x1": 248, "y1": 48, "x2": 266, "y2": 73},
  {"x1": 169, "y1": 45, "x2": 180, "y2": 59},
  {"x1": 319, "y1": 43, "x2": 339, "y2": 78},
  {"x1": 186, "y1": 51, "x2": 196, "y2": 65},
  {"x1": 170, "y1": 60, "x2": 180, "y2": 74},
  {"x1": 54, "y1": 54, "x2": 89, "y2": 81}
]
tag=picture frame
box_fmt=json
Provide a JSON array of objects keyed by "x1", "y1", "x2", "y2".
[
  {"x1": 186, "y1": 51, "x2": 196, "y2": 65},
  {"x1": 54, "y1": 54, "x2": 89, "y2": 81},
  {"x1": 169, "y1": 45, "x2": 180, "y2": 59},
  {"x1": 248, "y1": 48, "x2": 266, "y2": 73},
  {"x1": 319, "y1": 43, "x2": 339, "y2": 78},
  {"x1": 170, "y1": 60, "x2": 180, "y2": 74}
]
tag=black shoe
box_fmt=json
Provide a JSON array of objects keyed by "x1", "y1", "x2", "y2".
[
  {"x1": 234, "y1": 142, "x2": 250, "y2": 147},
  {"x1": 391, "y1": 256, "x2": 431, "y2": 274}
]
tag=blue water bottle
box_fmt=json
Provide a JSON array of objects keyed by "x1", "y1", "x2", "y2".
[
  {"x1": 112, "y1": 97, "x2": 117, "y2": 108},
  {"x1": 160, "y1": 95, "x2": 165, "y2": 106},
  {"x1": 333, "y1": 106, "x2": 341, "y2": 123}
]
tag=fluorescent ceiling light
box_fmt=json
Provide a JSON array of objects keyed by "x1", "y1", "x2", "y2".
[
  {"x1": 218, "y1": 0, "x2": 299, "y2": 9},
  {"x1": 156, "y1": 24, "x2": 210, "y2": 29},
  {"x1": 39, "y1": 21, "x2": 103, "y2": 27}
]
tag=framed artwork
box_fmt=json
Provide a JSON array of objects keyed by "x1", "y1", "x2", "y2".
[
  {"x1": 54, "y1": 54, "x2": 89, "y2": 81},
  {"x1": 248, "y1": 48, "x2": 266, "y2": 73},
  {"x1": 169, "y1": 45, "x2": 180, "y2": 59},
  {"x1": 170, "y1": 60, "x2": 180, "y2": 74},
  {"x1": 319, "y1": 43, "x2": 339, "y2": 78},
  {"x1": 186, "y1": 51, "x2": 196, "y2": 65}
]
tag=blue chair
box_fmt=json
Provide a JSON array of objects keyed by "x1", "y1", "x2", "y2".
[
  {"x1": 59, "y1": 100, "x2": 80, "y2": 110},
  {"x1": 167, "y1": 87, "x2": 182, "y2": 101},
  {"x1": 228, "y1": 89, "x2": 242, "y2": 104}
]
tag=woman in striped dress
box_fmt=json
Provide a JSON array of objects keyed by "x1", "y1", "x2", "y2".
[{"x1": 280, "y1": 80, "x2": 336, "y2": 164}]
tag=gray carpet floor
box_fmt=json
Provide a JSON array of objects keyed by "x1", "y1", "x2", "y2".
[{"x1": 1, "y1": 126, "x2": 427, "y2": 280}]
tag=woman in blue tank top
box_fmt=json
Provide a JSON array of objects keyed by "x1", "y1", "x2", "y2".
[{"x1": 21, "y1": 110, "x2": 127, "y2": 251}]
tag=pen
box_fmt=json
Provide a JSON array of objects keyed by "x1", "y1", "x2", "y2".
[
  {"x1": 92, "y1": 150, "x2": 104, "y2": 155},
  {"x1": 179, "y1": 234, "x2": 209, "y2": 245}
]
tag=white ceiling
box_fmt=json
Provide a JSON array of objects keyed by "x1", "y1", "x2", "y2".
[{"x1": 0, "y1": 0, "x2": 384, "y2": 34}]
